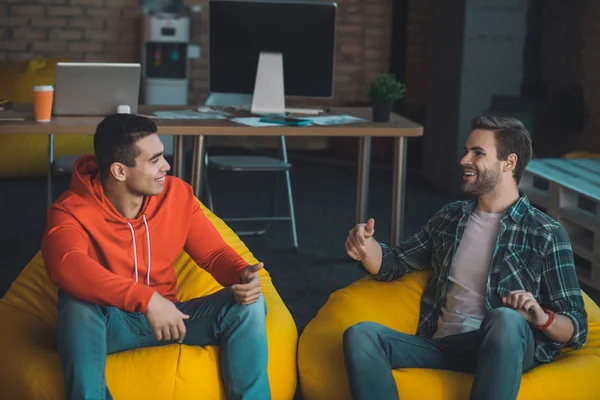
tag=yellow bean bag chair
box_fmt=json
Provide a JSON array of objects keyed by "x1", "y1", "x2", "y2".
[
  {"x1": 0, "y1": 202, "x2": 298, "y2": 399},
  {"x1": 562, "y1": 151, "x2": 600, "y2": 159},
  {"x1": 0, "y1": 57, "x2": 94, "y2": 179},
  {"x1": 298, "y1": 269, "x2": 600, "y2": 400}
]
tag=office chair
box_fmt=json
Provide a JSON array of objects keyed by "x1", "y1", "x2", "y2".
[
  {"x1": 47, "y1": 154, "x2": 80, "y2": 206},
  {"x1": 203, "y1": 136, "x2": 299, "y2": 250}
]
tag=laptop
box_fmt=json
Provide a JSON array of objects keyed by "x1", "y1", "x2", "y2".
[{"x1": 53, "y1": 62, "x2": 141, "y2": 116}]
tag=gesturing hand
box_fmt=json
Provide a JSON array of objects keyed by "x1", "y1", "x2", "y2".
[
  {"x1": 502, "y1": 290, "x2": 549, "y2": 326},
  {"x1": 346, "y1": 218, "x2": 375, "y2": 261},
  {"x1": 232, "y1": 262, "x2": 263, "y2": 305},
  {"x1": 145, "y1": 292, "x2": 190, "y2": 343}
]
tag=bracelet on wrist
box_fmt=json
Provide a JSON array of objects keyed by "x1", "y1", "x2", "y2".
[{"x1": 537, "y1": 308, "x2": 555, "y2": 330}]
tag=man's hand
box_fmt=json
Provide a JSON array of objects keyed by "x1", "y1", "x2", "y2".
[
  {"x1": 502, "y1": 290, "x2": 548, "y2": 326},
  {"x1": 231, "y1": 262, "x2": 263, "y2": 305},
  {"x1": 346, "y1": 218, "x2": 375, "y2": 260},
  {"x1": 145, "y1": 292, "x2": 190, "y2": 343}
]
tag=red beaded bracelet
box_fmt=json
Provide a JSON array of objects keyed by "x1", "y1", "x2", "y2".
[{"x1": 537, "y1": 308, "x2": 555, "y2": 330}]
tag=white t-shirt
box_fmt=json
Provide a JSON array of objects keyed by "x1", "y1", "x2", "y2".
[{"x1": 433, "y1": 207, "x2": 503, "y2": 339}]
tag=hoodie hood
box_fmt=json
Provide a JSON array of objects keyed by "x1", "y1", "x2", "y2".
[
  {"x1": 69, "y1": 154, "x2": 153, "y2": 285},
  {"x1": 70, "y1": 154, "x2": 150, "y2": 224}
]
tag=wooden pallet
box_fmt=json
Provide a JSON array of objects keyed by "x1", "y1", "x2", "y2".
[{"x1": 519, "y1": 158, "x2": 600, "y2": 290}]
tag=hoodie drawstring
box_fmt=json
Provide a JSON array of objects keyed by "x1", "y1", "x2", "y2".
[
  {"x1": 142, "y1": 215, "x2": 151, "y2": 286},
  {"x1": 127, "y1": 215, "x2": 152, "y2": 286}
]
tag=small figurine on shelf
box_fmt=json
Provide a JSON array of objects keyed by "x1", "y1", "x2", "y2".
[{"x1": 368, "y1": 73, "x2": 406, "y2": 123}]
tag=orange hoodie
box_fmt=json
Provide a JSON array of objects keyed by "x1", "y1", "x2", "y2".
[{"x1": 42, "y1": 155, "x2": 249, "y2": 313}]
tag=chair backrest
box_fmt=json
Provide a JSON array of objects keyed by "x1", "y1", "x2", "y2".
[{"x1": 206, "y1": 135, "x2": 291, "y2": 163}]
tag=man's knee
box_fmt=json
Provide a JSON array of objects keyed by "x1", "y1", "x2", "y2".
[
  {"x1": 246, "y1": 293, "x2": 267, "y2": 315},
  {"x1": 227, "y1": 292, "x2": 267, "y2": 320},
  {"x1": 483, "y1": 308, "x2": 527, "y2": 329},
  {"x1": 481, "y1": 308, "x2": 530, "y2": 345},
  {"x1": 343, "y1": 321, "x2": 381, "y2": 353},
  {"x1": 58, "y1": 291, "x2": 106, "y2": 325}
]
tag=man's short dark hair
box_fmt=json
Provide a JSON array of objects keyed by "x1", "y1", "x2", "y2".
[
  {"x1": 470, "y1": 115, "x2": 532, "y2": 184},
  {"x1": 93, "y1": 114, "x2": 158, "y2": 180}
]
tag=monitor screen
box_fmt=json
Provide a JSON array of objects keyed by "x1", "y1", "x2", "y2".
[{"x1": 209, "y1": 0, "x2": 337, "y2": 98}]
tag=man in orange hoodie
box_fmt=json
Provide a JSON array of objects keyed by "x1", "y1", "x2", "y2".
[{"x1": 42, "y1": 113, "x2": 270, "y2": 400}]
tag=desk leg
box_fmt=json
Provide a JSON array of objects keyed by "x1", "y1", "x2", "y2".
[
  {"x1": 191, "y1": 135, "x2": 206, "y2": 200},
  {"x1": 172, "y1": 135, "x2": 184, "y2": 179},
  {"x1": 47, "y1": 134, "x2": 55, "y2": 208},
  {"x1": 390, "y1": 136, "x2": 407, "y2": 248},
  {"x1": 355, "y1": 136, "x2": 372, "y2": 224}
]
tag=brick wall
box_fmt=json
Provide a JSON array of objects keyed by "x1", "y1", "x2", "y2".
[
  {"x1": 580, "y1": 0, "x2": 600, "y2": 152},
  {"x1": 0, "y1": 0, "x2": 141, "y2": 64},
  {"x1": 540, "y1": 1, "x2": 582, "y2": 90},
  {"x1": 403, "y1": 0, "x2": 431, "y2": 116},
  {"x1": 0, "y1": 0, "x2": 397, "y2": 107},
  {"x1": 535, "y1": 0, "x2": 584, "y2": 155},
  {"x1": 539, "y1": 0, "x2": 600, "y2": 153},
  {"x1": 189, "y1": 0, "x2": 397, "y2": 105}
]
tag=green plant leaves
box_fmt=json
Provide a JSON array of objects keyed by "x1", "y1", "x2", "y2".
[{"x1": 368, "y1": 73, "x2": 406, "y2": 102}]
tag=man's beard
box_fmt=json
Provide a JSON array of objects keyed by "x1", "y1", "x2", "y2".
[{"x1": 461, "y1": 166, "x2": 501, "y2": 196}]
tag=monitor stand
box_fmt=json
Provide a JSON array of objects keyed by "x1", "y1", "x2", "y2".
[
  {"x1": 204, "y1": 52, "x2": 285, "y2": 115},
  {"x1": 205, "y1": 51, "x2": 323, "y2": 115},
  {"x1": 250, "y1": 52, "x2": 285, "y2": 116}
]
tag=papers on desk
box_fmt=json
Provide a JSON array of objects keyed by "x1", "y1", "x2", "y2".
[
  {"x1": 231, "y1": 114, "x2": 368, "y2": 127},
  {"x1": 0, "y1": 110, "x2": 27, "y2": 121},
  {"x1": 197, "y1": 106, "x2": 232, "y2": 116},
  {"x1": 306, "y1": 115, "x2": 367, "y2": 125},
  {"x1": 231, "y1": 117, "x2": 281, "y2": 127},
  {"x1": 153, "y1": 110, "x2": 228, "y2": 120}
]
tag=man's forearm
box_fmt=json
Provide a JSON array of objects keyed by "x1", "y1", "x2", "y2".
[
  {"x1": 361, "y1": 238, "x2": 383, "y2": 275},
  {"x1": 539, "y1": 313, "x2": 575, "y2": 343}
]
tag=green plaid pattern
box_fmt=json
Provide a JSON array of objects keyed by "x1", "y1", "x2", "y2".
[{"x1": 366, "y1": 194, "x2": 588, "y2": 362}]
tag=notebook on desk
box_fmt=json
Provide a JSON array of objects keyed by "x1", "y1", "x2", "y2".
[
  {"x1": 204, "y1": 93, "x2": 324, "y2": 115},
  {"x1": 0, "y1": 110, "x2": 27, "y2": 122},
  {"x1": 284, "y1": 107, "x2": 324, "y2": 115}
]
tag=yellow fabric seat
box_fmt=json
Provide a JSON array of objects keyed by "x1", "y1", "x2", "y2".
[
  {"x1": 298, "y1": 269, "x2": 600, "y2": 400},
  {"x1": 0, "y1": 202, "x2": 298, "y2": 399},
  {"x1": 0, "y1": 57, "x2": 94, "y2": 179}
]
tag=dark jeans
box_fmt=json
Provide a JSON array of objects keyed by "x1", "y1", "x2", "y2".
[
  {"x1": 57, "y1": 288, "x2": 270, "y2": 400},
  {"x1": 343, "y1": 308, "x2": 539, "y2": 400}
]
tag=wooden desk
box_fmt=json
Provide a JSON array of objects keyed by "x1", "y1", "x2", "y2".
[{"x1": 0, "y1": 105, "x2": 423, "y2": 247}]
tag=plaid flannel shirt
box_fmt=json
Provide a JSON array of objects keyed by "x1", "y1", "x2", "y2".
[{"x1": 366, "y1": 194, "x2": 588, "y2": 362}]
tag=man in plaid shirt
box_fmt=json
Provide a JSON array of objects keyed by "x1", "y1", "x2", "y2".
[{"x1": 343, "y1": 116, "x2": 588, "y2": 400}]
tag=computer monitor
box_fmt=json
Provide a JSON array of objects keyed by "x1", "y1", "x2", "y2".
[
  {"x1": 53, "y1": 62, "x2": 141, "y2": 116},
  {"x1": 206, "y1": 0, "x2": 337, "y2": 114}
]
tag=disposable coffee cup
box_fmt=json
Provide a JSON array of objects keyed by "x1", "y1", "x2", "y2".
[{"x1": 33, "y1": 85, "x2": 54, "y2": 122}]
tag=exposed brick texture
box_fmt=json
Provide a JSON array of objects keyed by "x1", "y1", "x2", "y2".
[
  {"x1": 535, "y1": 0, "x2": 600, "y2": 153},
  {"x1": 0, "y1": 0, "x2": 398, "y2": 106},
  {"x1": 404, "y1": 0, "x2": 431, "y2": 110},
  {"x1": 580, "y1": 0, "x2": 600, "y2": 151},
  {"x1": 0, "y1": 0, "x2": 140, "y2": 68}
]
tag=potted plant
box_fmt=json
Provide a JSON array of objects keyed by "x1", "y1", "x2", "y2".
[{"x1": 368, "y1": 73, "x2": 406, "y2": 122}]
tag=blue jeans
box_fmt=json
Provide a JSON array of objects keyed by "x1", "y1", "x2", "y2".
[
  {"x1": 343, "y1": 308, "x2": 539, "y2": 400},
  {"x1": 57, "y1": 288, "x2": 270, "y2": 400}
]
